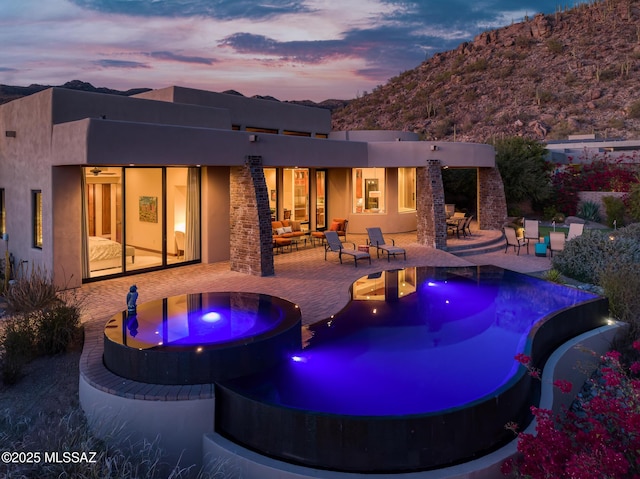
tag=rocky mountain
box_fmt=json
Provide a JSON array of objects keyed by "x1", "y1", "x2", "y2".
[
  {"x1": 0, "y1": 81, "x2": 347, "y2": 112},
  {"x1": 0, "y1": 80, "x2": 151, "y2": 105},
  {"x1": 331, "y1": 0, "x2": 640, "y2": 142}
]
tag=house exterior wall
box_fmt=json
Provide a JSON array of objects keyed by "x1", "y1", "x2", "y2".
[
  {"x1": 0, "y1": 89, "x2": 54, "y2": 276},
  {"x1": 0, "y1": 85, "x2": 505, "y2": 284},
  {"x1": 135, "y1": 86, "x2": 331, "y2": 136}
]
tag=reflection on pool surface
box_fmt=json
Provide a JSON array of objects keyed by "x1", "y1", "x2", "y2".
[
  {"x1": 216, "y1": 266, "x2": 608, "y2": 472},
  {"x1": 225, "y1": 266, "x2": 600, "y2": 415}
]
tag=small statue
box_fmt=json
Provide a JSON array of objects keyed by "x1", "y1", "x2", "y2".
[{"x1": 126, "y1": 285, "x2": 138, "y2": 314}]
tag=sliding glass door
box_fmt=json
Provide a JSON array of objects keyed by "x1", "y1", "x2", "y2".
[{"x1": 82, "y1": 166, "x2": 200, "y2": 280}]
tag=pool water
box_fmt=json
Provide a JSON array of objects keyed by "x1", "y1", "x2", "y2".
[{"x1": 225, "y1": 266, "x2": 600, "y2": 415}]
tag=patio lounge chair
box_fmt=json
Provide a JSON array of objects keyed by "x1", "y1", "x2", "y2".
[
  {"x1": 366, "y1": 227, "x2": 407, "y2": 261},
  {"x1": 324, "y1": 231, "x2": 371, "y2": 267},
  {"x1": 567, "y1": 223, "x2": 584, "y2": 241},
  {"x1": 523, "y1": 219, "x2": 540, "y2": 248},
  {"x1": 504, "y1": 227, "x2": 528, "y2": 255},
  {"x1": 549, "y1": 232, "x2": 566, "y2": 256}
]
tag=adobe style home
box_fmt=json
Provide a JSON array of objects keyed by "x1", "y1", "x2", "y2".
[{"x1": 0, "y1": 86, "x2": 506, "y2": 288}]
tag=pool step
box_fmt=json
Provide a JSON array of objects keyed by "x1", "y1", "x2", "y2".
[{"x1": 448, "y1": 233, "x2": 506, "y2": 256}]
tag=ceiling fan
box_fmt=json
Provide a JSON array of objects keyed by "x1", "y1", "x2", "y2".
[{"x1": 90, "y1": 167, "x2": 118, "y2": 176}]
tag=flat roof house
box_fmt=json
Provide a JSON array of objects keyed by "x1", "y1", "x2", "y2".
[{"x1": 0, "y1": 86, "x2": 506, "y2": 288}]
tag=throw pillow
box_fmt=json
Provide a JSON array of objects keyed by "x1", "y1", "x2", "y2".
[
  {"x1": 329, "y1": 221, "x2": 341, "y2": 231},
  {"x1": 283, "y1": 226, "x2": 292, "y2": 233},
  {"x1": 276, "y1": 227, "x2": 285, "y2": 235}
]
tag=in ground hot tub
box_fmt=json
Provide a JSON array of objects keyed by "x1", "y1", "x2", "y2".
[
  {"x1": 104, "y1": 291, "x2": 301, "y2": 384},
  {"x1": 215, "y1": 266, "x2": 608, "y2": 473}
]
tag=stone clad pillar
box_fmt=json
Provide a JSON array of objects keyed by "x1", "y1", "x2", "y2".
[
  {"x1": 477, "y1": 167, "x2": 507, "y2": 230},
  {"x1": 416, "y1": 160, "x2": 447, "y2": 249},
  {"x1": 229, "y1": 156, "x2": 274, "y2": 276}
]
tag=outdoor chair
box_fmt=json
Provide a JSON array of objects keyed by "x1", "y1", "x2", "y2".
[
  {"x1": 567, "y1": 223, "x2": 584, "y2": 241},
  {"x1": 523, "y1": 219, "x2": 540, "y2": 247},
  {"x1": 311, "y1": 218, "x2": 348, "y2": 247},
  {"x1": 462, "y1": 214, "x2": 474, "y2": 237},
  {"x1": 504, "y1": 227, "x2": 528, "y2": 255},
  {"x1": 366, "y1": 227, "x2": 407, "y2": 261},
  {"x1": 549, "y1": 232, "x2": 566, "y2": 256},
  {"x1": 447, "y1": 215, "x2": 466, "y2": 238},
  {"x1": 324, "y1": 231, "x2": 371, "y2": 267}
]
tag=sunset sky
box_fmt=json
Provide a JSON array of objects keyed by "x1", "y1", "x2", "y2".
[{"x1": 1, "y1": 1, "x2": 586, "y2": 101}]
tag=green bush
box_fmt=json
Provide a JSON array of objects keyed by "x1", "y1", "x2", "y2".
[
  {"x1": 602, "y1": 195, "x2": 625, "y2": 228},
  {"x1": 576, "y1": 200, "x2": 601, "y2": 222},
  {"x1": 599, "y1": 262, "x2": 640, "y2": 336}
]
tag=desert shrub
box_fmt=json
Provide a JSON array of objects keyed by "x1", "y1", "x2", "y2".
[
  {"x1": 599, "y1": 263, "x2": 640, "y2": 335},
  {"x1": 576, "y1": 200, "x2": 601, "y2": 222},
  {"x1": 33, "y1": 303, "x2": 81, "y2": 355},
  {"x1": 553, "y1": 225, "x2": 640, "y2": 284},
  {"x1": 627, "y1": 99, "x2": 640, "y2": 119},
  {"x1": 542, "y1": 269, "x2": 564, "y2": 284},
  {"x1": 545, "y1": 38, "x2": 564, "y2": 53},
  {"x1": 4, "y1": 265, "x2": 60, "y2": 314},
  {"x1": 602, "y1": 195, "x2": 626, "y2": 227},
  {"x1": 626, "y1": 180, "x2": 640, "y2": 221},
  {"x1": 0, "y1": 316, "x2": 36, "y2": 384}
]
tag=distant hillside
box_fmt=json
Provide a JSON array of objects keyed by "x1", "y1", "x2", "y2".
[
  {"x1": 331, "y1": 0, "x2": 640, "y2": 142},
  {"x1": 0, "y1": 80, "x2": 152, "y2": 105},
  {"x1": 0, "y1": 81, "x2": 348, "y2": 112}
]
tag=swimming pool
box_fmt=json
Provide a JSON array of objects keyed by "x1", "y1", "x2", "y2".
[{"x1": 216, "y1": 266, "x2": 608, "y2": 472}]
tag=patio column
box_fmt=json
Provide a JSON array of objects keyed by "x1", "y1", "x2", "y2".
[
  {"x1": 416, "y1": 160, "x2": 447, "y2": 249},
  {"x1": 477, "y1": 167, "x2": 508, "y2": 230},
  {"x1": 229, "y1": 156, "x2": 274, "y2": 276}
]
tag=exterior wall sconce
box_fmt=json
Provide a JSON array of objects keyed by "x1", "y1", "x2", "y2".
[
  {"x1": 249, "y1": 134, "x2": 258, "y2": 143},
  {"x1": 5, "y1": 131, "x2": 16, "y2": 138},
  {"x1": 430, "y1": 144, "x2": 438, "y2": 151}
]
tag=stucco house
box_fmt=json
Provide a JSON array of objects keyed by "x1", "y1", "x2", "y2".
[{"x1": 0, "y1": 85, "x2": 506, "y2": 287}]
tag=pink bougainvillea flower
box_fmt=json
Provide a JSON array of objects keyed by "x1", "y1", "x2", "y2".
[
  {"x1": 515, "y1": 353, "x2": 531, "y2": 365},
  {"x1": 553, "y1": 379, "x2": 573, "y2": 394},
  {"x1": 630, "y1": 362, "x2": 640, "y2": 375}
]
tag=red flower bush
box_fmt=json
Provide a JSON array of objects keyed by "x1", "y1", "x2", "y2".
[
  {"x1": 503, "y1": 341, "x2": 640, "y2": 478},
  {"x1": 552, "y1": 152, "x2": 640, "y2": 216}
]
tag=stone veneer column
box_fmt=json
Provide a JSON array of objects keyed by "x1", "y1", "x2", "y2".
[
  {"x1": 416, "y1": 160, "x2": 447, "y2": 249},
  {"x1": 477, "y1": 167, "x2": 508, "y2": 230},
  {"x1": 229, "y1": 157, "x2": 274, "y2": 276}
]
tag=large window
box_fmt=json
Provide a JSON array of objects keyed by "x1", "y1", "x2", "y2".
[
  {"x1": 353, "y1": 168, "x2": 385, "y2": 213},
  {"x1": 82, "y1": 167, "x2": 200, "y2": 280},
  {"x1": 398, "y1": 168, "x2": 416, "y2": 212},
  {"x1": 32, "y1": 190, "x2": 42, "y2": 248}
]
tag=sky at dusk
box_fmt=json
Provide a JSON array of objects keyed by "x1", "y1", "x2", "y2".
[{"x1": 1, "y1": 0, "x2": 587, "y2": 101}]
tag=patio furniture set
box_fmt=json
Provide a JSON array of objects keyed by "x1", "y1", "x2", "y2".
[{"x1": 504, "y1": 220, "x2": 584, "y2": 256}]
